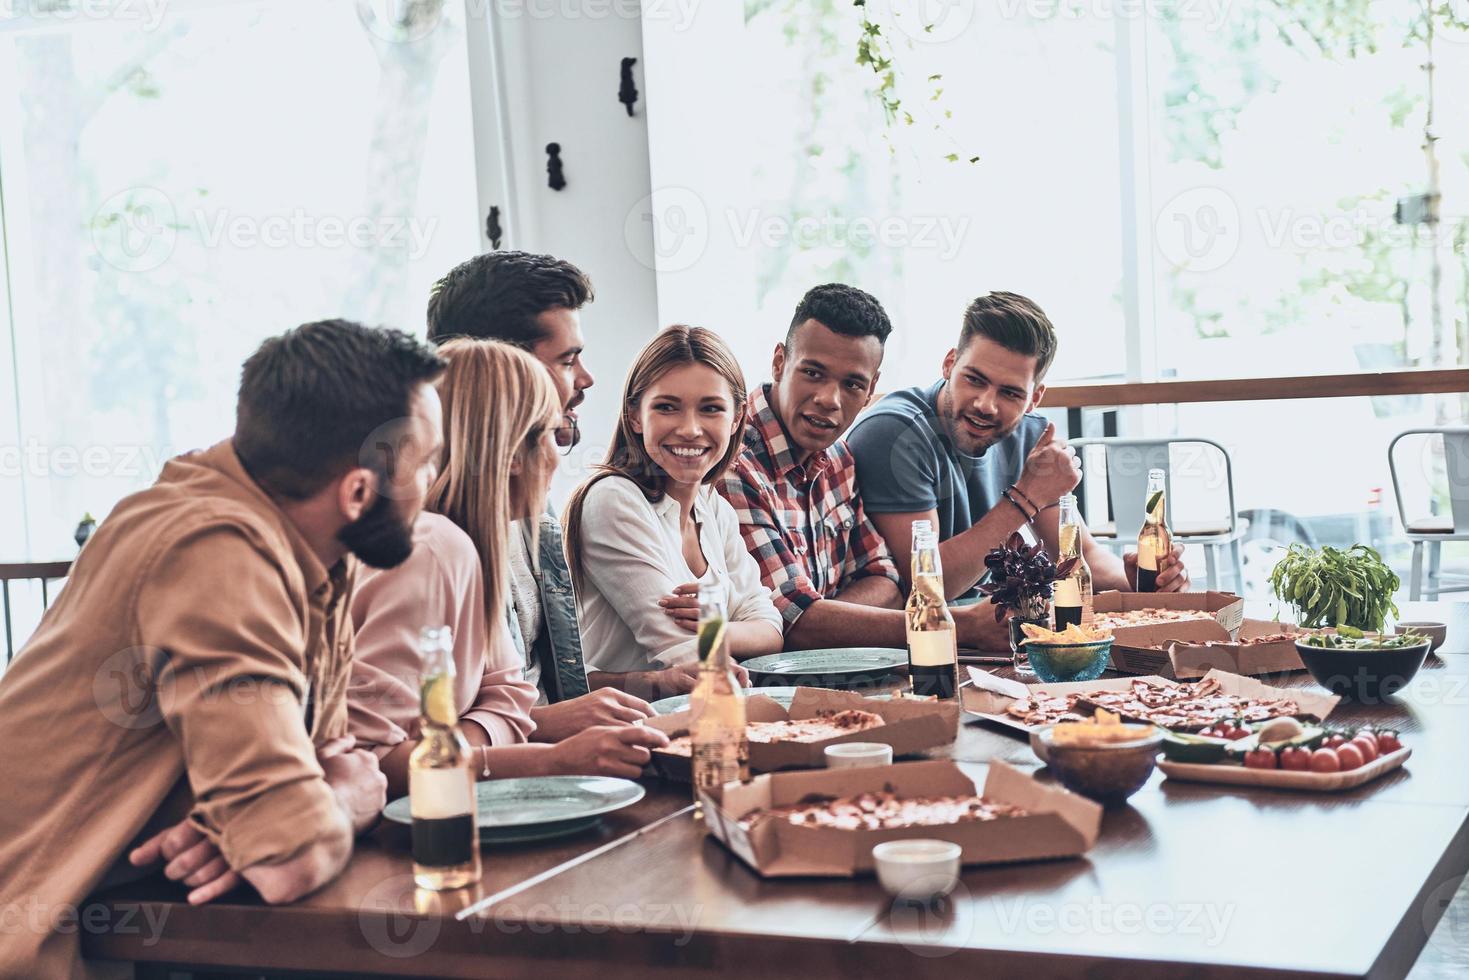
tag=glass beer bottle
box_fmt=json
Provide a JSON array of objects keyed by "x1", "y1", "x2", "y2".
[
  {"x1": 1054, "y1": 493, "x2": 1093, "y2": 628},
  {"x1": 1136, "y1": 469, "x2": 1172, "y2": 593},
  {"x1": 906, "y1": 527, "x2": 959, "y2": 699},
  {"x1": 409, "y1": 626, "x2": 481, "y2": 890},
  {"x1": 690, "y1": 580, "x2": 748, "y2": 812}
]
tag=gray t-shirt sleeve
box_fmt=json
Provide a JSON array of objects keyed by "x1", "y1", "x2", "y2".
[{"x1": 847, "y1": 411, "x2": 942, "y2": 514}]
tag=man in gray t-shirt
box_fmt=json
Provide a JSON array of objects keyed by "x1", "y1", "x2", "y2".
[{"x1": 848, "y1": 292, "x2": 1190, "y2": 600}]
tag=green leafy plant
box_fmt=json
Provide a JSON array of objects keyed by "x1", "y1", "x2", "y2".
[
  {"x1": 1268, "y1": 544, "x2": 1400, "y2": 631},
  {"x1": 851, "y1": 0, "x2": 977, "y2": 162}
]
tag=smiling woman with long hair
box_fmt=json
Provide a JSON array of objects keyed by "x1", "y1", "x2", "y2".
[
  {"x1": 566, "y1": 326, "x2": 783, "y2": 688},
  {"x1": 350, "y1": 339, "x2": 665, "y2": 795}
]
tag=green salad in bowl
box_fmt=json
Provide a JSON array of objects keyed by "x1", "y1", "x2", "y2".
[
  {"x1": 1295, "y1": 626, "x2": 1430, "y2": 701},
  {"x1": 1300, "y1": 626, "x2": 1426, "y2": 650}
]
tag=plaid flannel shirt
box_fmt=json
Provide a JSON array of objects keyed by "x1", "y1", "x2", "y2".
[{"x1": 718, "y1": 384, "x2": 900, "y2": 628}]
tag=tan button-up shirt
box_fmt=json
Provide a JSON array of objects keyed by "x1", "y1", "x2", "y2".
[{"x1": 0, "y1": 440, "x2": 354, "y2": 979}]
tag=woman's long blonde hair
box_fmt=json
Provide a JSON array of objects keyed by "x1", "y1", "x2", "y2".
[
  {"x1": 427, "y1": 338, "x2": 560, "y2": 631},
  {"x1": 563, "y1": 325, "x2": 747, "y2": 590}
]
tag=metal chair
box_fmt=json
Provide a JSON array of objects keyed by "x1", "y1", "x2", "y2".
[
  {"x1": 1388, "y1": 427, "x2": 1469, "y2": 600},
  {"x1": 2, "y1": 561, "x2": 72, "y2": 663},
  {"x1": 1070, "y1": 438, "x2": 1245, "y2": 592}
]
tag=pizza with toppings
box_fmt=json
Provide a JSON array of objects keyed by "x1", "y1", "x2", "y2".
[
  {"x1": 1090, "y1": 608, "x2": 1217, "y2": 630},
  {"x1": 738, "y1": 790, "x2": 1027, "y2": 832},
  {"x1": 1004, "y1": 678, "x2": 1301, "y2": 732},
  {"x1": 1211, "y1": 632, "x2": 1298, "y2": 647},
  {"x1": 661, "y1": 709, "x2": 885, "y2": 757}
]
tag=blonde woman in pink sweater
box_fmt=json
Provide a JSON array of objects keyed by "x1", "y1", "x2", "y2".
[{"x1": 349, "y1": 339, "x2": 666, "y2": 796}]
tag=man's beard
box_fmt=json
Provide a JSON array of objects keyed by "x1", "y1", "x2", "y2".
[
  {"x1": 338, "y1": 490, "x2": 416, "y2": 569},
  {"x1": 941, "y1": 387, "x2": 1014, "y2": 456}
]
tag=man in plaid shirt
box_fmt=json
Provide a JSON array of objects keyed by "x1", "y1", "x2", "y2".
[{"x1": 719, "y1": 284, "x2": 1009, "y2": 650}]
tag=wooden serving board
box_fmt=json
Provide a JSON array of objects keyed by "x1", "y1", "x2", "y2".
[{"x1": 1158, "y1": 746, "x2": 1411, "y2": 792}]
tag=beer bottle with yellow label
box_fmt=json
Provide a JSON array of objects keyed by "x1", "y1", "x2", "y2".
[
  {"x1": 1054, "y1": 493, "x2": 1093, "y2": 627},
  {"x1": 906, "y1": 526, "x2": 959, "y2": 699}
]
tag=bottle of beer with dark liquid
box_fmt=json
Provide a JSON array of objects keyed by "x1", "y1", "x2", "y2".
[
  {"x1": 1136, "y1": 468, "x2": 1171, "y2": 593},
  {"x1": 1054, "y1": 492, "x2": 1092, "y2": 628},
  {"x1": 409, "y1": 626, "x2": 481, "y2": 891},
  {"x1": 906, "y1": 526, "x2": 958, "y2": 699}
]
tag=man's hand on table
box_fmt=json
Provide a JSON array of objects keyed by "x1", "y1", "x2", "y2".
[
  {"x1": 531, "y1": 689, "x2": 655, "y2": 742},
  {"x1": 1124, "y1": 543, "x2": 1190, "y2": 592},
  {"x1": 954, "y1": 598, "x2": 1012, "y2": 651},
  {"x1": 650, "y1": 661, "x2": 750, "y2": 697},
  {"x1": 546, "y1": 724, "x2": 670, "y2": 778},
  {"x1": 317, "y1": 734, "x2": 387, "y2": 835},
  {"x1": 125, "y1": 735, "x2": 375, "y2": 905},
  {"x1": 129, "y1": 819, "x2": 241, "y2": 906}
]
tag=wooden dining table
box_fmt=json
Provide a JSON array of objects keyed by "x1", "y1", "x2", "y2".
[{"x1": 83, "y1": 602, "x2": 1469, "y2": 978}]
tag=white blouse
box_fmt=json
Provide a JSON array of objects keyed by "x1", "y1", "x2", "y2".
[{"x1": 576, "y1": 476, "x2": 783, "y2": 673}]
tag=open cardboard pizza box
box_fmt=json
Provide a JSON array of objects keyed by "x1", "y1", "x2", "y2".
[
  {"x1": 644, "y1": 687, "x2": 959, "y2": 782},
  {"x1": 1093, "y1": 591, "x2": 1245, "y2": 674},
  {"x1": 1122, "y1": 617, "x2": 1310, "y2": 678},
  {"x1": 961, "y1": 665, "x2": 1338, "y2": 736},
  {"x1": 699, "y1": 759, "x2": 1102, "y2": 878}
]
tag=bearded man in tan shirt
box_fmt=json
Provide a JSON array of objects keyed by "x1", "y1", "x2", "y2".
[{"x1": 0, "y1": 319, "x2": 445, "y2": 979}]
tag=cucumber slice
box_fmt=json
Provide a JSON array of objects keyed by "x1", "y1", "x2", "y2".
[{"x1": 1161, "y1": 732, "x2": 1232, "y2": 764}]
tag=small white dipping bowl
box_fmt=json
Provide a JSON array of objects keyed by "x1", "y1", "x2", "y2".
[
  {"x1": 872, "y1": 839, "x2": 962, "y2": 901},
  {"x1": 825, "y1": 742, "x2": 893, "y2": 769}
]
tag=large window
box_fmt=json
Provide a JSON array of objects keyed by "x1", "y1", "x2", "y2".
[
  {"x1": 0, "y1": 0, "x2": 481, "y2": 558},
  {"x1": 643, "y1": 1, "x2": 1469, "y2": 594}
]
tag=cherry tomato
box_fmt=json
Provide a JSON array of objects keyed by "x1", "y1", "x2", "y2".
[
  {"x1": 1310, "y1": 748, "x2": 1341, "y2": 773},
  {"x1": 1335, "y1": 743, "x2": 1365, "y2": 771},
  {"x1": 1325, "y1": 734, "x2": 1347, "y2": 750},
  {"x1": 1280, "y1": 747, "x2": 1312, "y2": 771},
  {"x1": 1353, "y1": 730, "x2": 1378, "y2": 751},
  {"x1": 1244, "y1": 749, "x2": 1278, "y2": 769},
  {"x1": 1352, "y1": 736, "x2": 1379, "y2": 763},
  {"x1": 1199, "y1": 727, "x2": 1219, "y2": 738},
  {"x1": 1377, "y1": 732, "x2": 1403, "y2": 754},
  {"x1": 1226, "y1": 727, "x2": 1250, "y2": 741}
]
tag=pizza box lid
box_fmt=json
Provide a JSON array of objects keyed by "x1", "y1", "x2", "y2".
[
  {"x1": 700, "y1": 759, "x2": 1102, "y2": 878},
  {"x1": 1164, "y1": 620, "x2": 1311, "y2": 680},
  {"x1": 644, "y1": 687, "x2": 960, "y2": 782}
]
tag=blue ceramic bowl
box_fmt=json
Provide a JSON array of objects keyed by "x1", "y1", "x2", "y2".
[{"x1": 1024, "y1": 638, "x2": 1113, "y2": 684}]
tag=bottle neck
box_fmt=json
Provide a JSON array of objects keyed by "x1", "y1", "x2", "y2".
[
  {"x1": 911, "y1": 569, "x2": 946, "y2": 600},
  {"x1": 1058, "y1": 520, "x2": 1082, "y2": 560}
]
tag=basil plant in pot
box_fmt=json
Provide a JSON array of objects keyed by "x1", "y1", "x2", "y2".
[
  {"x1": 980, "y1": 532, "x2": 1078, "y2": 660},
  {"x1": 1267, "y1": 543, "x2": 1400, "y2": 632}
]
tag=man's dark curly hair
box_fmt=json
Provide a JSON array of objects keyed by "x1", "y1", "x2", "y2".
[
  {"x1": 786, "y1": 282, "x2": 892, "y2": 348},
  {"x1": 427, "y1": 250, "x2": 594, "y2": 348}
]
